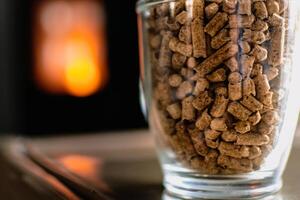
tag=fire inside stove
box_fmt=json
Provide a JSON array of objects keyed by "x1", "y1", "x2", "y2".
[{"x1": 34, "y1": 0, "x2": 108, "y2": 97}]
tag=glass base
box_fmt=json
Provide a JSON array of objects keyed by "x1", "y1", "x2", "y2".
[{"x1": 162, "y1": 166, "x2": 282, "y2": 200}]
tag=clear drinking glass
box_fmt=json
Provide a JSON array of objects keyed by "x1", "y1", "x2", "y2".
[{"x1": 137, "y1": 0, "x2": 300, "y2": 199}]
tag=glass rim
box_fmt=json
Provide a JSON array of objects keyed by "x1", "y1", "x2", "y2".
[
  {"x1": 136, "y1": 0, "x2": 300, "y2": 13},
  {"x1": 136, "y1": 0, "x2": 175, "y2": 13}
]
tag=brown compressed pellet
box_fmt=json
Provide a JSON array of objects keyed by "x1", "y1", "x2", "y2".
[
  {"x1": 249, "y1": 146, "x2": 262, "y2": 159},
  {"x1": 169, "y1": 134, "x2": 185, "y2": 158},
  {"x1": 173, "y1": 0, "x2": 186, "y2": 16},
  {"x1": 228, "y1": 71, "x2": 242, "y2": 84},
  {"x1": 176, "y1": 81, "x2": 193, "y2": 99},
  {"x1": 227, "y1": 102, "x2": 252, "y2": 121},
  {"x1": 238, "y1": 0, "x2": 251, "y2": 15},
  {"x1": 223, "y1": 0, "x2": 237, "y2": 10},
  {"x1": 240, "y1": 95, "x2": 263, "y2": 112},
  {"x1": 258, "y1": 121, "x2": 274, "y2": 135},
  {"x1": 181, "y1": 96, "x2": 196, "y2": 121},
  {"x1": 172, "y1": 53, "x2": 187, "y2": 69},
  {"x1": 168, "y1": 74, "x2": 183, "y2": 87},
  {"x1": 229, "y1": 14, "x2": 255, "y2": 28},
  {"x1": 150, "y1": 34, "x2": 162, "y2": 49},
  {"x1": 229, "y1": 28, "x2": 239, "y2": 43},
  {"x1": 205, "y1": 3, "x2": 219, "y2": 19},
  {"x1": 195, "y1": 109, "x2": 212, "y2": 130},
  {"x1": 211, "y1": 28, "x2": 231, "y2": 49},
  {"x1": 235, "y1": 121, "x2": 251, "y2": 134},
  {"x1": 179, "y1": 25, "x2": 192, "y2": 44},
  {"x1": 239, "y1": 41, "x2": 251, "y2": 54},
  {"x1": 255, "y1": 74, "x2": 271, "y2": 96},
  {"x1": 221, "y1": 130, "x2": 238, "y2": 142},
  {"x1": 261, "y1": 110, "x2": 279, "y2": 125},
  {"x1": 218, "y1": 141, "x2": 249, "y2": 158},
  {"x1": 251, "y1": 45, "x2": 268, "y2": 62},
  {"x1": 223, "y1": 0, "x2": 237, "y2": 14},
  {"x1": 206, "y1": 68, "x2": 227, "y2": 82},
  {"x1": 158, "y1": 110, "x2": 175, "y2": 135},
  {"x1": 225, "y1": 57, "x2": 239, "y2": 72},
  {"x1": 195, "y1": 42, "x2": 238, "y2": 76},
  {"x1": 158, "y1": 31, "x2": 173, "y2": 68},
  {"x1": 228, "y1": 82, "x2": 242, "y2": 101},
  {"x1": 210, "y1": 87, "x2": 229, "y2": 118},
  {"x1": 193, "y1": 141, "x2": 209, "y2": 157},
  {"x1": 176, "y1": 122, "x2": 197, "y2": 158},
  {"x1": 278, "y1": 0, "x2": 288, "y2": 13},
  {"x1": 240, "y1": 15, "x2": 255, "y2": 28},
  {"x1": 253, "y1": 1, "x2": 269, "y2": 20},
  {"x1": 217, "y1": 155, "x2": 253, "y2": 172},
  {"x1": 266, "y1": 67, "x2": 279, "y2": 81},
  {"x1": 210, "y1": 118, "x2": 228, "y2": 131},
  {"x1": 189, "y1": 129, "x2": 209, "y2": 156},
  {"x1": 205, "y1": 138, "x2": 220, "y2": 149},
  {"x1": 228, "y1": 14, "x2": 238, "y2": 28},
  {"x1": 187, "y1": 57, "x2": 198, "y2": 68},
  {"x1": 205, "y1": 149, "x2": 219, "y2": 164},
  {"x1": 169, "y1": 37, "x2": 193, "y2": 56},
  {"x1": 191, "y1": 156, "x2": 220, "y2": 174},
  {"x1": 205, "y1": 129, "x2": 221, "y2": 140},
  {"x1": 204, "y1": 34, "x2": 214, "y2": 57},
  {"x1": 268, "y1": 25, "x2": 285, "y2": 66},
  {"x1": 205, "y1": 12, "x2": 228, "y2": 37},
  {"x1": 193, "y1": 78, "x2": 210, "y2": 95},
  {"x1": 266, "y1": 0, "x2": 280, "y2": 15},
  {"x1": 192, "y1": 91, "x2": 213, "y2": 111},
  {"x1": 240, "y1": 55, "x2": 255, "y2": 78},
  {"x1": 228, "y1": 72, "x2": 242, "y2": 101},
  {"x1": 243, "y1": 29, "x2": 266, "y2": 44},
  {"x1": 251, "y1": 63, "x2": 263, "y2": 78},
  {"x1": 192, "y1": 0, "x2": 205, "y2": 19},
  {"x1": 167, "y1": 103, "x2": 182, "y2": 119},
  {"x1": 146, "y1": 0, "x2": 288, "y2": 175},
  {"x1": 236, "y1": 133, "x2": 270, "y2": 146},
  {"x1": 259, "y1": 91, "x2": 274, "y2": 108},
  {"x1": 243, "y1": 78, "x2": 256, "y2": 96},
  {"x1": 252, "y1": 19, "x2": 269, "y2": 31},
  {"x1": 269, "y1": 13, "x2": 284, "y2": 27},
  {"x1": 176, "y1": 11, "x2": 188, "y2": 24},
  {"x1": 181, "y1": 67, "x2": 194, "y2": 79},
  {"x1": 154, "y1": 82, "x2": 172, "y2": 107},
  {"x1": 192, "y1": 18, "x2": 207, "y2": 58},
  {"x1": 248, "y1": 111, "x2": 262, "y2": 126}
]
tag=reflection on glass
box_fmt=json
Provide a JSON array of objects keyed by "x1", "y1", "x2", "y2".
[{"x1": 57, "y1": 154, "x2": 110, "y2": 191}]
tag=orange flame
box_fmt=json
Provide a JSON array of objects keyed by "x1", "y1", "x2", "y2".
[{"x1": 34, "y1": 0, "x2": 108, "y2": 97}]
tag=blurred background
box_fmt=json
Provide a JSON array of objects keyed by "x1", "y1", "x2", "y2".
[
  {"x1": 0, "y1": 0, "x2": 147, "y2": 135},
  {"x1": 0, "y1": 0, "x2": 300, "y2": 199},
  {"x1": 1, "y1": 0, "x2": 300, "y2": 138}
]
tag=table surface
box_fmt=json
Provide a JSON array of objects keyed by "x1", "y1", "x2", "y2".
[{"x1": 1, "y1": 128, "x2": 300, "y2": 200}]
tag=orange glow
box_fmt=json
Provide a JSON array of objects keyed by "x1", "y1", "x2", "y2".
[
  {"x1": 58, "y1": 155, "x2": 98, "y2": 178},
  {"x1": 57, "y1": 154, "x2": 110, "y2": 191},
  {"x1": 34, "y1": 0, "x2": 108, "y2": 97}
]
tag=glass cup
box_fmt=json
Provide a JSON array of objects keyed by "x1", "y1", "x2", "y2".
[{"x1": 137, "y1": 0, "x2": 300, "y2": 199}]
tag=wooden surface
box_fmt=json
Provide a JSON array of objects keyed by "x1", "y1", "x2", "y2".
[{"x1": 0, "y1": 127, "x2": 300, "y2": 200}]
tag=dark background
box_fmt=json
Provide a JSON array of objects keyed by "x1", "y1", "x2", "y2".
[{"x1": 0, "y1": 0, "x2": 147, "y2": 134}]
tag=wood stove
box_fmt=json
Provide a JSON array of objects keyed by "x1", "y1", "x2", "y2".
[{"x1": 0, "y1": 0, "x2": 146, "y2": 134}]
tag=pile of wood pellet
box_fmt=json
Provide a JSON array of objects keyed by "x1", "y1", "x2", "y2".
[{"x1": 146, "y1": 0, "x2": 288, "y2": 174}]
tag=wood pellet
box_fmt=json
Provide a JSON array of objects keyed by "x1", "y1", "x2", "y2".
[{"x1": 147, "y1": 0, "x2": 287, "y2": 174}]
